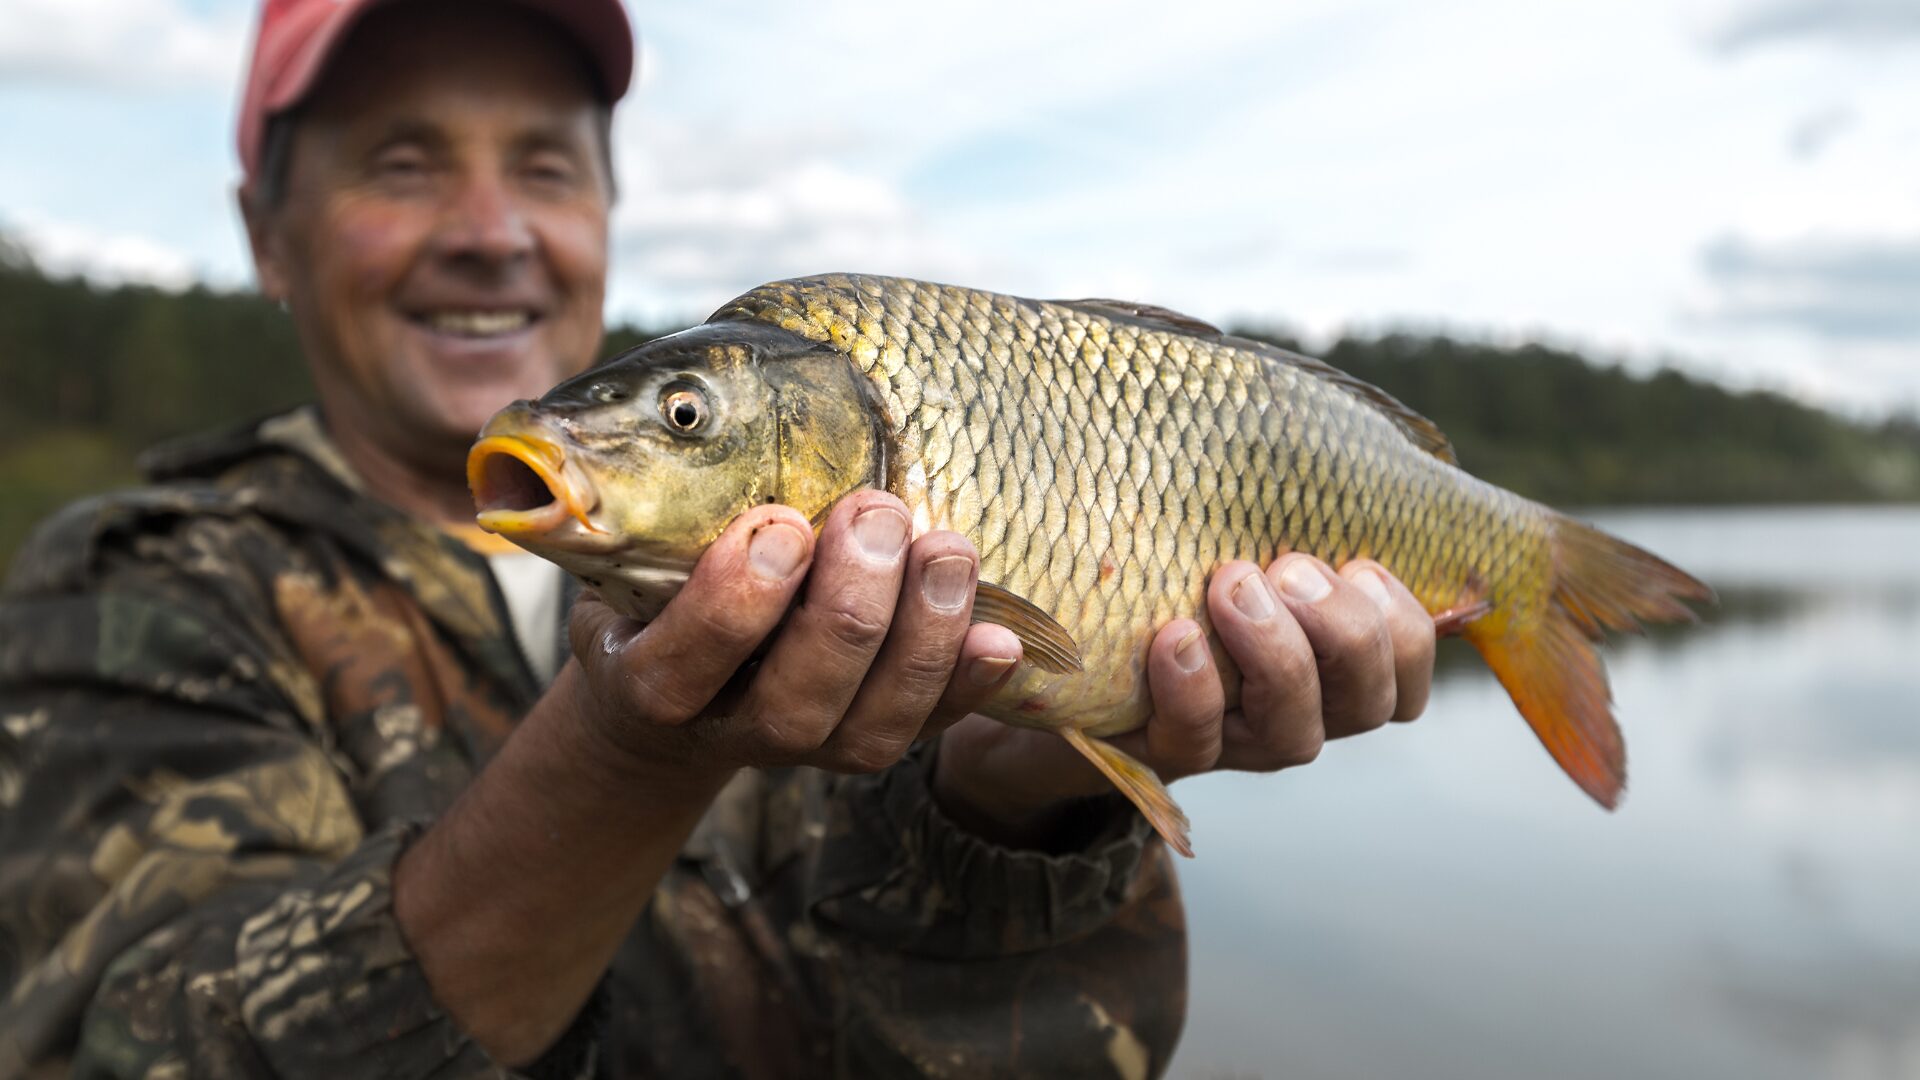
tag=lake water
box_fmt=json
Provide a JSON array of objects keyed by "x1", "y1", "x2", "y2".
[{"x1": 1170, "y1": 506, "x2": 1920, "y2": 1080}]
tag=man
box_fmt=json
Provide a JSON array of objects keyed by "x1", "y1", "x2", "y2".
[{"x1": 0, "y1": 0, "x2": 1439, "y2": 1076}]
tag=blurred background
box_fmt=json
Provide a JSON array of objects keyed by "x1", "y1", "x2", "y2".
[{"x1": 2, "y1": 0, "x2": 1917, "y2": 1077}]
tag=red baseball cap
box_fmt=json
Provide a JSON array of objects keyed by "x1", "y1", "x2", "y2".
[{"x1": 236, "y1": 0, "x2": 634, "y2": 187}]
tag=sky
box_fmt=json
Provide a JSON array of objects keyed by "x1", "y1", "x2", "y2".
[{"x1": 2, "y1": 0, "x2": 1918, "y2": 415}]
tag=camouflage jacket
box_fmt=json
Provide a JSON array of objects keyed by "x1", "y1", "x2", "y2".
[{"x1": 0, "y1": 408, "x2": 1186, "y2": 1080}]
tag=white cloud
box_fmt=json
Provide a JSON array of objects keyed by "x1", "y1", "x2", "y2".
[
  {"x1": 0, "y1": 0, "x2": 248, "y2": 90},
  {"x1": 5, "y1": 211, "x2": 202, "y2": 288},
  {"x1": 604, "y1": 113, "x2": 1011, "y2": 323}
]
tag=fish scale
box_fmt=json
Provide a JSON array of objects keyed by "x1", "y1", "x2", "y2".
[{"x1": 473, "y1": 273, "x2": 1711, "y2": 857}]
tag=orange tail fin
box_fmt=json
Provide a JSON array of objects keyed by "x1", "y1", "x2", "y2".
[
  {"x1": 1061, "y1": 727, "x2": 1194, "y2": 857},
  {"x1": 1465, "y1": 515, "x2": 1713, "y2": 809}
]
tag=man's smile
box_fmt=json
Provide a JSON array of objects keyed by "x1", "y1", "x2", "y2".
[
  {"x1": 403, "y1": 304, "x2": 548, "y2": 341},
  {"x1": 414, "y1": 309, "x2": 540, "y2": 337}
]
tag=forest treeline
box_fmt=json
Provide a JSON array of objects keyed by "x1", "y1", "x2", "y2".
[{"x1": 4, "y1": 235, "x2": 1918, "y2": 567}]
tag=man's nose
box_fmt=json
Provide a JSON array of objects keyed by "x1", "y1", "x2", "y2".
[{"x1": 433, "y1": 173, "x2": 534, "y2": 269}]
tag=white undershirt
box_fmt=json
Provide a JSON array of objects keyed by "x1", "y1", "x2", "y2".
[{"x1": 487, "y1": 552, "x2": 565, "y2": 684}]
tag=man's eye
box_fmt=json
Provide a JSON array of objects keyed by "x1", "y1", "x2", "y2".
[
  {"x1": 374, "y1": 153, "x2": 429, "y2": 180},
  {"x1": 524, "y1": 156, "x2": 578, "y2": 187}
]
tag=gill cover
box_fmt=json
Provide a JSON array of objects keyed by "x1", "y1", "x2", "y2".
[{"x1": 762, "y1": 342, "x2": 890, "y2": 521}]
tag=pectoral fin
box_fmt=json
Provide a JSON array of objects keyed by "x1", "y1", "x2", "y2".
[
  {"x1": 1061, "y1": 727, "x2": 1193, "y2": 858},
  {"x1": 972, "y1": 581, "x2": 1083, "y2": 674}
]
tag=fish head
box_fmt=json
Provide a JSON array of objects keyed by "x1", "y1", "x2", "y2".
[{"x1": 466, "y1": 320, "x2": 884, "y2": 618}]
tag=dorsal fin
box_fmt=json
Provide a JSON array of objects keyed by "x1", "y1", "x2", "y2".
[
  {"x1": 1053, "y1": 298, "x2": 1224, "y2": 338},
  {"x1": 1230, "y1": 336, "x2": 1459, "y2": 465}
]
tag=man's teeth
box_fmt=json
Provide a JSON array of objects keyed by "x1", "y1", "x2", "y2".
[{"x1": 426, "y1": 311, "x2": 532, "y2": 336}]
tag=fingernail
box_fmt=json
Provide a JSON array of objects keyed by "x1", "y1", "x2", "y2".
[
  {"x1": 968, "y1": 655, "x2": 1016, "y2": 686},
  {"x1": 922, "y1": 555, "x2": 974, "y2": 611},
  {"x1": 748, "y1": 523, "x2": 807, "y2": 580},
  {"x1": 1231, "y1": 570, "x2": 1277, "y2": 621},
  {"x1": 1174, "y1": 627, "x2": 1208, "y2": 673},
  {"x1": 852, "y1": 506, "x2": 908, "y2": 561},
  {"x1": 1354, "y1": 568, "x2": 1391, "y2": 610},
  {"x1": 1279, "y1": 559, "x2": 1332, "y2": 603}
]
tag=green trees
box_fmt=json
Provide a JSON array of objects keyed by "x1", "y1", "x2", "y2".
[
  {"x1": 1296, "y1": 333, "x2": 1920, "y2": 506},
  {"x1": 1, "y1": 243, "x2": 311, "y2": 449}
]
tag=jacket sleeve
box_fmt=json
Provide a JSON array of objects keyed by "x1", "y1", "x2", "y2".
[
  {"x1": 0, "y1": 506, "x2": 595, "y2": 1080},
  {"x1": 675, "y1": 745, "x2": 1189, "y2": 1080}
]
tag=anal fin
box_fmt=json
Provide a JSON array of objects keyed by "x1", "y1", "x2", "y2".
[
  {"x1": 1061, "y1": 727, "x2": 1193, "y2": 858},
  {"x1": 972, "y1": 581, "x2": 1083, "y2": 674}
]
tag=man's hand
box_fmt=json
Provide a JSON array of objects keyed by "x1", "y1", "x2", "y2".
[
  {"x1": 933, "y1": 554, "x2": 1439, "y2": 847},
  {"x1": 566, "y1": 490, "x2": 1021, "y2": 783},
  {"x1": 398, "y1": 491, "x2": 1020, "y2": 1066}
]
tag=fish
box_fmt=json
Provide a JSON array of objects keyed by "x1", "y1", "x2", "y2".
[{"x1": 468, "y1": 273, "x2": 1713, "y2": 857}]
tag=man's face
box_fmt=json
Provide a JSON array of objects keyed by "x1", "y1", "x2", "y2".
[{"x1": 247, "y1": 3, "x2": 611, "y2": 471}]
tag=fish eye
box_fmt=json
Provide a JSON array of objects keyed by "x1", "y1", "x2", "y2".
[
  {"x1": 588, "y1": 382, "x2": 629, "y2": 404},
  {"x1": 660, "y1": 385, "x2": 709, "y2": 434}
]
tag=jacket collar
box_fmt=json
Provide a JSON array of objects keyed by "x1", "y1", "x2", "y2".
[{"x1": 140, "y1": 406, "x2": 542, "y2": 706}]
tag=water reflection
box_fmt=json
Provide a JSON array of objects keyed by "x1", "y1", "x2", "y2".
[{"x1": 1172, "y1": 507, "x2": 1920, "y2": 1080}]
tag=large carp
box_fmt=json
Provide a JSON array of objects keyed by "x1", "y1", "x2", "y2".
[{"x1": 467, "y1": 274, "x2": 1710, "y2": 856}]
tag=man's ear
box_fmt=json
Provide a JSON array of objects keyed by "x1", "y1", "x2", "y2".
[{"x1": 237, "y1": 183, "x2": 292, "y2": 303}]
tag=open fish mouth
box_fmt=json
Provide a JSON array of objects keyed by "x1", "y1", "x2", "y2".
[{"x1": 467, "y1": 432, "x2": 603, "y2": 538}]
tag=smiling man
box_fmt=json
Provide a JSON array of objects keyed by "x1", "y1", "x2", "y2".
[{"x1": 0, "y1": 1, "x2": 1439, "y2": 1077}]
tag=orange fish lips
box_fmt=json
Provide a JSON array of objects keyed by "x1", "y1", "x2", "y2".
[{"x1": 467, "y1": 430, "x2": 604, "y2": 539}]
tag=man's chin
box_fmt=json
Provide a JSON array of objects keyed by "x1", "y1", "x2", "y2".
[
  {"x1": 399, "y1": 362, "x2": 574, "y2": 437},
  {"x1": 372, "y1": 339, "x2": 588, "y2": 461}
]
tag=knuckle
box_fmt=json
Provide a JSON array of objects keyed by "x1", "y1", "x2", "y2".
[
  {"x1": 1360, "y1": 692, "x2": 1397, "y2": 731},
  {"x1": 831, "y1": 753, "x2": 888, "y2": 775},
  {"x1": 739, "y1": 689, "x2": 829, "y2": 757},
  {"x1": 686, "y1": 601, "x2": 762, "y2": 655},
  {"x1": 1326, "y1": 610, "x2": 1389, "y2": 663},
  {"x1": 813, "y1": 599, "x2": 891, "y2": 658},
  {"x1": 763, "y1": 715, "x2": 833, "y2": 757},
  {"x1": 1239, "y1": 641, "x2": 1318, "y2": 718},
  {"x1": 1250, "y1": 697, "x2": 1324, "y2": 765},
  {"x1": 894, "y1": 643, "x2": 962, "y2": 695},
  {"x1": 1168, "y1": 736, "x2": 1219, "y2": 776},
  {"x1": 1264, "y1": 636, "x2": 1319, "y2": 692},
  {"x1": 1392, "y1": 663, "x2": 1431, "y2": 724},
  {"x1": 1279, "y1": 729, "x2": 1324, "y2": 768},
  {"x1": 1400, "y1": 621, "x2": 1438, "y2": 666},
  {"x1": 831, "y1": 730, "x2": 914, "y2": 774},
  {"x1": 1312, "y1": 622, "x2": 1392, "y2": 695},
  {"x1": 1322, "y1": 678, "x2": 1395, "y2": 737},
  {"x1": 637, "y1": 675, "x2": 706, "y2": 725},
  {"x1": 1401, "y1": 625, "x2": 1439, "y2": 676},
  {"x1": 1247, "y1": 702, "x2": 1323, "y2": 769}
]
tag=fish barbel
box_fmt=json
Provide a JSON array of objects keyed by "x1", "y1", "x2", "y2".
[{"x1": 468, "y1": 274, "x2": 1712, "y2": 856}]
